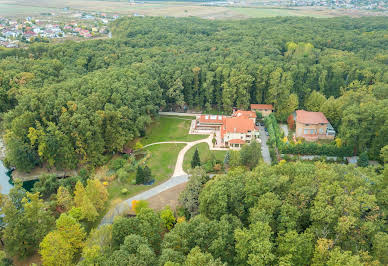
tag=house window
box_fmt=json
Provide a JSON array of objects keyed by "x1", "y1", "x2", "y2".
[
  {"x1": 319, "y1": 128, "x2": 324, "y2": 134},
  {"x1": 305, "y1": 124, "x2": 310, "y2": 126}
]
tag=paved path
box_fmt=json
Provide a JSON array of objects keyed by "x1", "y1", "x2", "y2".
[
  {"x1": 259, "y1": 125, "x2": 271, "y2": 164},
  {"x1": 142, "y1": 141, "x2": 189, "y2": 149},
  {"x1": 99, "y1": 136, "x2": 212, "y2": 226},
  {"x1": 173, "y1": 136, "x2": 211, "y2": 176},
  {"x1": 100, "y1": 174, "x2": 189, "y2": 225}
]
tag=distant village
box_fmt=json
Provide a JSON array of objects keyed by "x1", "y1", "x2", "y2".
[{"x1": 0, "y1": 12, "x2": 118, "y2": 48}]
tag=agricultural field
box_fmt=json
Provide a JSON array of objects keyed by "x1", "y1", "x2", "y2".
[{"x1": 1, "y1": 0, "x2": 385, "y2": 18}]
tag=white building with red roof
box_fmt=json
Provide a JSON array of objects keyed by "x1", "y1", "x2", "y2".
[{"x1": 195, "y1": 110, "x2": 259, "y2": 148}]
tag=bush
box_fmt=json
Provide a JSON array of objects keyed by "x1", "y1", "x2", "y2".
[
  {"x1": 358, "y1": 152, "x2": 369, "y2": 167},
  {"x1": 110, "y1": 158, "x2": 126, "y2": 171},
  {"x1": 281, "y1": 142, "x2": 353, "y2": 157}
]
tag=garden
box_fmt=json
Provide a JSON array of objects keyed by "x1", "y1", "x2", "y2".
[
  {"x1": 183, "y1": 143, "x2": 227, "y2": 173},
  {"x1": 264, "y1": 114, "x2": 353, "y2": 162}
]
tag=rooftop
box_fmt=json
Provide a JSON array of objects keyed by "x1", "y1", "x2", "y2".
[
  {"x1": 251, "y1": 104, "x2": 274, "y2": 110},
  {"x1": 233, "y1": 110, "x2": 256, "y2": 119},
  {"x1": 295, "y1": 110, "x2": 329, "y2": 124}
]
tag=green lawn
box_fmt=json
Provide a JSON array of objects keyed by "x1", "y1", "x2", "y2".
[
  {"x1": 107, "y1": 143, "x2": 185, "y2": 200},
  {"x1": 140, "y1": 116, "x2": 207, "y2": 145},
  {"x1": 183, "y1": 143, "x2": 227, "y2": 172}
]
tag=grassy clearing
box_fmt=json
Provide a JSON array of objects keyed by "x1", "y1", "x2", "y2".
[
  {"x1": 107, "y1": 143, "x2": 185, "y2": 201},
  {"x1": 140, "y1": 116, "x2": 207, "y2": 145},
  {"x1": 183, "y1": 142, "x2": 227, "y2": 172}
]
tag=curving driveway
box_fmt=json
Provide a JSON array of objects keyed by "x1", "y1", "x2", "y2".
[{"x1": 99, "y1": 136, "x2": 211, "y2": 226}]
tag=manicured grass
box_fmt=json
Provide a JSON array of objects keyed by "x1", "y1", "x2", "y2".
[
  {"x1": 140, "y1": 116, "x2": 207, "y2": 145},
  {"x1": 107, "y1": 143, "x2": 185, "y2": 201},
  {"x1": 183, "y1": 142, "x2": 227, "y2": 172}
]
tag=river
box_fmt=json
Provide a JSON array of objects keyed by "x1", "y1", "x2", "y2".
[{"x1": 0, "y1": 160, "x2": 13, "y2": 195}]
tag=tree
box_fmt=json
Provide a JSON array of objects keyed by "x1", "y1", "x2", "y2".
[
  {"x1": 55, "y1": 213, "x2": 86, "y2": 253},
  {"x1": 184, "y1": 247, "x2": 225, "y2": 266},
  {"x1": 160, "y1": 206, "x2": 176, "y2": 231},
  {"x1": 81, "y1": 225, "x2": 113, "y2": 265},
  {"x1": 86, "y1": 178, "x2": 108, "y2": 212},
  {"x1": 358, "y1": 151, "x2": 369, "y2": 167},
  {"x1": 3, "y1": 187, "x2": 54, "y2": 258},
  {"x1": 372, "y1": 232, "x2": 388, "y2": 264},
  {"x1": 234, "y1": 221, "x2": 275, "y2": 265},
  {"x1": 179, "y1": 167, "x2": 208, "y2": 218},
  {"x1": 305, "y1": 91, "x2": 326, "y2": 111},
  {"x1": 239, "y1": 140, "x2": 262, "y2": 169},
  {"x1": 39, "y1": 231, "x2": 73, "y2": 266},
  {"x1": 56, "y1": 186, "x2": 73, "y2": 212},
  {"x1": 143, "y1": 165, "x2": 152, "y2": 184},
  {"x1": 132, "y1": 200, "x2": 149, "y2": 214},
  {"x1": 191, "y1": 148, "x2": 201, "y2": 168},
  {"x1": 73, "y1": 181, "x2": 98, "y2": 222},
  {"x1": 136, "y1": 166, "x2": 144, "y2": 185}
]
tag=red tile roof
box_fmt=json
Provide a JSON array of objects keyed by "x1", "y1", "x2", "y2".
[
  {"x1": 229, "y1": 139, "x2": 246, "y2": 144},
  {"x1": 199, "y1": 114, "x2": 224, "y2": 124},
  {"x1": 251, "y1": 104, "x2": 274, "y2": 110},
  {"x1": 224, "y1": 117, "x2": 255, "y2": 134},
  {"x1": 233, "y1": 110, "x2": 256, "y2": 119},
  {"x1": 295, "y1": 110, "x2": 329, "y2": 124}
]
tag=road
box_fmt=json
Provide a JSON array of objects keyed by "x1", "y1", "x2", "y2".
[
  {"x1": 259, "y1": 125, "x2": 271, "y2": 164},
  {"x1": 100, "y1": 174, "x2": 189, "y2": 225},
  {"x1": 99, "y1": 135, "x2": 212, "y2": 226}
]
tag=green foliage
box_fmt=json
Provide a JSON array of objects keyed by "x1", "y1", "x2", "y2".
[
  {"x1": 1, "y1": 16, "x2": 387, "y2": 168},
  {"x1": 179, "y1": 167, "x2": 209, "y2": 218},
  {"x1": 109, "y1": 158, "x2": 126, "y2": 171},
  {"x1": 160, "y1": 206, "x2": 176, "y2": 231},
  {"x1": 281, "y1": 141, "x2": 353, "y2": 157},
  {"x1": 191, "y1": 148, "x2": 201, "y2": 169},
  {"x1": 2, "y1": 186, "x2": 55, "y2": 258},
  {"x1": 358, "y1": 151, "x2": 369, "y2": 167},
  {"x1": 136, "y1": 165, "x2": 144, "y2": 185},
  {"x1": 136, "y1": 165, "x2": 153, "y2": 185},
  {"x1": 239, "y1": 140, "x2": 262, "y2": 169}
]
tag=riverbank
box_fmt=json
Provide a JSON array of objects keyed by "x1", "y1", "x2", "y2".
[
  {"x1": 0, "y1": 137, "x2": 5, "y2": 161},
  {"x1": 12, "y1": 167, "x2": 78, "y2": 182}
]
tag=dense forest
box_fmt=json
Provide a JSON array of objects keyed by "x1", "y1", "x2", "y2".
[{"x1": 0, "y1": 16, "x2": 387, "y2": 170}]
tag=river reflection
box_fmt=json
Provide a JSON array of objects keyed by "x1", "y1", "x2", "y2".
[{"x1": 0, "y1": 160, "x2": 13, "y2": 195}]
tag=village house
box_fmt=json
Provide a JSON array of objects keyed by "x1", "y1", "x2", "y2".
[
  {"x1": 250, "y1": 104, "x2": 274, "y2": 117},
  {"x1": 288, "y1": 110, "x2": 335, "y2": 141},
  {"x1": 195, "y1": 110, "x2": 259, "y2": 149}
]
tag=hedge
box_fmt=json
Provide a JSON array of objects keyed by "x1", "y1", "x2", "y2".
[
  {"x1": 280, "y1": 142, "x2": 353, "y2": 157},
  {"x1": 265, "y1": 114, "x2": 353, "y2": 157}
]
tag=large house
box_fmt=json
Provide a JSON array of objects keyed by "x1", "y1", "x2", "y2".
[
  {"x1": 250, "y1": 104, "x2": 274, "y2": 117},
  {"x1": 196, "y1": 110, "x2": 259, "y2": 148},
  {"x1": 288, "y1": 110, "x2": 335, "y2": 141}
]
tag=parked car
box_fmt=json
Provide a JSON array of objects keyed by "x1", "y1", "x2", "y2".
[
  {"x1": 266, "y1": 131, "x2": 269, "y2": 136},
  {"x1": 264, "y1": 127, "x2": 268, "y2": 132}
]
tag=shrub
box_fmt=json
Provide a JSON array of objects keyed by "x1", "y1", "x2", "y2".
[
  {"x1": 358, "y1": 152, "x2": 369, "y2": 167},
  {"x1": 110, "y1": 158, "x2": 126, "y2": 171}
]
